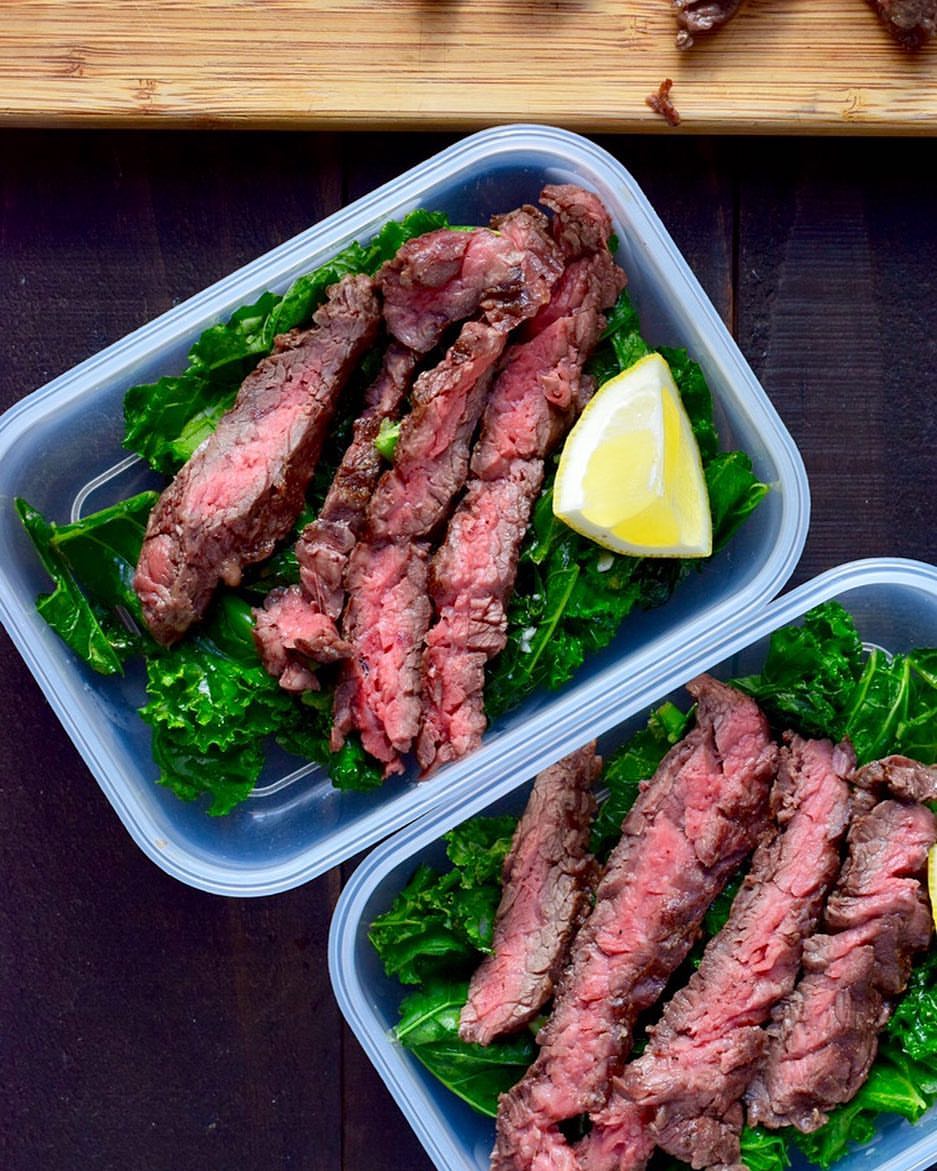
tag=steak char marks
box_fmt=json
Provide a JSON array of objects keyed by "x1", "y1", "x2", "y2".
[
  {"x1": 491, "y1": 676, "x2": 776, "y2": 1171},
  {"x1": 134, "y1": 274, "x2": 380, "y2": 646},
  {"x1": 460, "y1": 744, "x2": 600, "y2": 1047},
  {"x1": 334, "y1": 206, "x2": 563, "y2": 773},
  {"x1": 253, "y1": 341, "x2": 417, "y2": 688},
  {"x1": 417, "y1": 186, "x2": 626, "y2": 773},
  {"x1": 746, "y1": 791, "x2": 937, "y2": 1133},
  {"x1": 582, "y1": 735, "x2": 854, "y2": 1171}
]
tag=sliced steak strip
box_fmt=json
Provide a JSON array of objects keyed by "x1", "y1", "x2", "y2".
[
  {"x1": 868, "y1": 0, "x2": 936, "y2": 47},
  {"x1": 333, "y1": 323, "x2": 502, "y2": 771},
  {"x1": 853, "y1": 754, "x2": 937, "y2": 804},
  {"x1": 253, "y1": 342, "x2": 416, "y2": 687},
  {"x1": 380, "y1": 206, "x2": 562, "y2": 354},
  {"x1": 134, "y1": 274, "x2": 381, "y2": 646},
  {"x1": 252, "y1": 585, "x2": 350, "y2": 693},
  {"x1": 331, "y1": 539, "x2": 431, "y2": 767},
  {"x1": 539, "y1": 184, "x2": 614, "y2": 260},
  {"x1": 460, "y1": 744, "x2": 600, "y2": 1047},
  {"x1": 582, "y1": 735, "x2": 854, "y2": 1171},
  {"x1": 418, "y1": 464, "x2": 545, "y2": 769},
  {"x1": 746, "y1": 796, "x2": 937, "y2": 1133},
  {"x1": 417, "y1": 199, "x2": 625, "y2": 774},
  {"x1": 368, "y1": 321, "x2": 505, "y2": 541},
  {"x1": 491, "y1": 677, "x2": 776, "y2": 1171},
  {"x1": 338, "y1": 208, "x2": 563, "y2": 773},
  {"x1": 671, "y1": 0, "x2": 745, "y2": 48}
]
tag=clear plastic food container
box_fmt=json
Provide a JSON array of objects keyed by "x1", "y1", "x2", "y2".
[
  {"x1": 0, "y1": 125, "x2": 808, "y2": 896},
  {"x1": 329, "y1": 557, "x2": 937, "y2": 1171}
]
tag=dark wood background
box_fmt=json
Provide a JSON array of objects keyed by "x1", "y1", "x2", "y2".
[{"x1": 1, "y1": 131, "x2": 935, "y2": 1171}]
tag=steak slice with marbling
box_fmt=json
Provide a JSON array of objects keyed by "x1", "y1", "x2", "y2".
[
  {"x1": 253, "y1": 341, "x2": 416, "y2": 687},
  {"x1": 491, "y1": 676, "x2": 776, "y2": 1171},
  {"x1": 380, "y1": 206, "x2": 563, "y2": 354},
  {"x1": 581, "y1": 735, "x2": 853, "y2": 1171},
  {"x1": 746, "y1": 795, "x2": 937, "y2": 1133},
  {"x1": 416, "y1": 188, "x2": 625, "y2": 774},
  {"x1": 134, "y1": 274, "x2": 380, "y2": 646},
  {"x1": 460, "y1": 743, "x2": 601, "y2": 1046}
]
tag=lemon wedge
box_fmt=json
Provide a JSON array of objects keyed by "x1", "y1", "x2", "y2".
[
  {"x1": 554, "y1": 352, "x2": 712, "y2": 558},
  {"x1": 928, "y1": 845, "x2": 937, "y2": 931}
]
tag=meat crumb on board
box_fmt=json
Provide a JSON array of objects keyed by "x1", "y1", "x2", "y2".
[{"x1": 646, "y1": 78, "x2": 681, "y2": 126}]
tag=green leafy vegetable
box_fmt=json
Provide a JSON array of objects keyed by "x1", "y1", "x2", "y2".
[
  {"x1": 370, "y1": 816, "x2": 516, "y2": 985},
  {"x1": 16, "y1": 492, "x2": 158, "y2": 675},
  {"x1": 395, "y1": 980, "x2": 536, "y2": 1117},
  {"x1": 123, "y1": 210, "x2": 448, "y2": 474},
  {"x1": 141, "y1": 594, "x2": 381, "y2": 814},
  {"x1": 375, "y1": 417, "x2": 402, "y2": 461},
  {"x1": 735, "y1": 601, "x2": 937, "y2": 765},
  {"x1": 888, "y1": 949, "x2": 937, "y2": 1065},
  {"x1": 738, "y1": 1126, "x2": 791, "y2": 1171}
]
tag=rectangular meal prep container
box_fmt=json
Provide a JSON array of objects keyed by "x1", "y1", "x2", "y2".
[
  {"x1": 329, "y1": 556, "x2": 937, "y2": 1171},
  {"x1": 0, "y1": 124, "x2": 808, "y2": 896}
]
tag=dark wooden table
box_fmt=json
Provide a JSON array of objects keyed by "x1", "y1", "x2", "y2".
[{"x1": 2, "y1": 130, "x2": 935, "y2": 1171}]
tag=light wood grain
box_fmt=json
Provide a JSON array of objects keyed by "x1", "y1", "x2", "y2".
[{"x1": 0, "y1": 1, "x2": 935, "y2": 133}]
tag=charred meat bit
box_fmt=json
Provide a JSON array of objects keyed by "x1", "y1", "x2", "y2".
[
  {"x1": 646, "y1": 78, "x2": 681, "y2": 126},
  {"x1": 868, "y1": 0, "x2": 937, "y2": 46},
  {"x1": 671, "y1": 0, "x2": 745, "y2": 48}
]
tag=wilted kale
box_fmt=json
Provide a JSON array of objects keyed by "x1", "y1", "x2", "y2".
[
  {"x1": 394, "y1": 980, "x2": 536, "y2": 1117},
  {"x1": 735, "y1": 600, "x2": 937, "y2": 765},
  {"x1": 15, "y1": 492, "x2": 158, "y2": 675},
  {"x1": 369, "y1": 816, "x2": 517, "y2": 985}
]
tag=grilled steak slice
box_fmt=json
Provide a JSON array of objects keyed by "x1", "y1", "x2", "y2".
[
  {"x1": 491, "y1": 677, "x2": 776, "y2": 1171},
  {"x1": 583, "y1": 735, "x2": 854, "y2": 1171},
  {"x1": 253, "y1": 342, "x2": 416, "y2": 687},
  {"x1": 471, "y1": 253, "x2": 625, "y2": 481},
  {"x1": 368, "y1": 322, "x2": 504, "y2": 541},
  {"x1": 134, "y1": 274, "x2": 381, "y2": 646},
  {"x1": 380, "y1": 206, "x2": 562, "y2": 354},
  {"x1": 460, "y1": 744, "x2": 601, "y2": 1046},
  {"x1": 332, "y1": 323, "x2": 504, "y2": 772},
  {"x1": 416, "y1": 193, "x2": 625, "y2": 774},
  {"x1": 331, "y1": 539, "x2": 431, "y2": 768},
  {"x1": 853, "y1": 754, "x2": 937, "y2": 803},
  {"x1": 868, "y1": 0, "x2": 936, "y2": 46},
  {"x1": 671, "y1": 0, "x2": 745, "y2": 48},
  {"x1": 338, "y1": 209, "x2": 561, "y2": 772},
  {"x1": 540, "y1": 184, "x2": 615, "y2": 260},
  {"x1": 418, "y1": 463, "x2": 545, "y2": 768},
  {"x1": 296, "y1": 342, "x2": 417, "y2": 614},
  {"x1": 746, "y1": 796, "x2": 937, "y2": 1132}
]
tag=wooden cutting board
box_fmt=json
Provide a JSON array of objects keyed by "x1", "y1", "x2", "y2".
[{"x1": 2, "y1": 0, "x2": 935, "y2": 132}]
